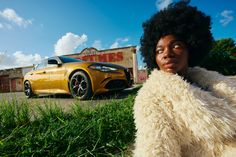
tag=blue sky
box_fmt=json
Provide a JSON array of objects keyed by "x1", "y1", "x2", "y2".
[{"x1": 0, "y1": 0, "x2": 235, "y2": 70}]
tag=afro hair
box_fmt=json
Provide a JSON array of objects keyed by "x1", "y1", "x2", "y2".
[{"x1": 140, "y1": 1, "x2": 214, "y2": 71}]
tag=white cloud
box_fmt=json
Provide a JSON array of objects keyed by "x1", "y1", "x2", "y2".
[
  {"x1": 110, "y1": 37, "x2": 129, "y2": 49},
  {"x1": 136, "y1": 45, "x2": 141, "y2": 52},
  {"x1": 0, "y1": 8, "x2": 32, "y2": 28},
  {"x1": 92, "y1": 40, "x2": 103, "y2": 50},
  {"x1": 121, "y1": 38, "x2": 129, "y2": 42},
  {"x1": 156, "y1": 0, "x2": 172, "y2": 10},
  {"x1": 0, "y1": 51, "x2": 42, "y2": 70},
  {"x1": 0, "y1": 22, "x2": 13, "y2": 29},
  {"x1": 110, "y1": 41, "x2": 119, "y2": 49},
  {"x1": 54, "y1": 32, "x2": 88, "y2": 56},
  {"x1": 220, "y1": 10, "x2": 234, "y2": 26},
  {"x1": 13, "y1": 51, "x2": 41, "y2": 65}
]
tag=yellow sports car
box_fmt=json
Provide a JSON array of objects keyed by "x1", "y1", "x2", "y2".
[{"x1": 23, "y1": 56, "x2": 132, "y2": 100}]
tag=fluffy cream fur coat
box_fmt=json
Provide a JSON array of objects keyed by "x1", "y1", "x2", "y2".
[{"x1": 133, "y1": 67, "x2": 236, "y2": 157}]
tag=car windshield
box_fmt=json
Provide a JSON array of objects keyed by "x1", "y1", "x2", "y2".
[{"x1": 59, "y1": 56, "x2": 83, "y2": 63}]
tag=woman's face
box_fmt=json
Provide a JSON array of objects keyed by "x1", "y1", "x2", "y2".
[{"x1": 155, "y1": 35, "x2": 189, "y2": 76}]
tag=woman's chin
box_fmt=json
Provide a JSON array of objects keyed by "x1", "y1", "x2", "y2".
[
  {"x1": 163, "y1": 68, "x2": 187, "y2": 76},
  {"x1": 163, "y1": 67, "x2": 178, "y2": 74}
]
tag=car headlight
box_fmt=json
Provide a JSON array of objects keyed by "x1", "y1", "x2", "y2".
[{"x1": 89, "y1": 64, "x2": 118, "y2": 72}]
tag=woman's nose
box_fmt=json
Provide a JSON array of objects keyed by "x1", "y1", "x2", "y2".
[{"x1": 163, "y1": 47, "x2": 174, "y2": 58}]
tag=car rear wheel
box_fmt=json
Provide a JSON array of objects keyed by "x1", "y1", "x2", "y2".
[
  {"x1": 24, "y1": 81, "x2": 35, "y2": 98},
  {"x1": 69, "y1": 71, "x2": 92, "y2": 100}
]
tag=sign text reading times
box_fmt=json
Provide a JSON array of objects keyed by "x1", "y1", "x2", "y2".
[{"x1": 77, "y1": 52, "x2": 123, "y2": 62}]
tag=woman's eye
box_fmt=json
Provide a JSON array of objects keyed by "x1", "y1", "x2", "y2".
[
  {"x1": 173, "y1": 44, "x2": 181, "y2": 49},
  {"x1": 156, "y1": 48, "x2": 163, "y2": 54},
  {"x1": 172, "y1": 42, "x2": 185, "y2": 49}
]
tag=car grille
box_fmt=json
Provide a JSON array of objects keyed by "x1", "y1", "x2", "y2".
[{"x1": 105, "y1": 80, "x2": 127, "y2": 90}]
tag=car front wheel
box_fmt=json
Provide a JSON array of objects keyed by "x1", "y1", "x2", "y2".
[
  {"x1": 24, "y1": 81, "x2": 35, "y2": 98},
  {"x1": 69, "y1": 71, "x2": 92, "y2": 100}
]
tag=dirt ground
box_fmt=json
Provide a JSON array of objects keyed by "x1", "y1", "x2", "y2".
[{"x1": 0, "y1": 85, "x2": 140, "y2": 112}]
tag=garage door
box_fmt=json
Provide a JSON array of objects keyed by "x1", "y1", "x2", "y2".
[{"x1": 0, "y1": 75, "x2": 10, "y2": 93}]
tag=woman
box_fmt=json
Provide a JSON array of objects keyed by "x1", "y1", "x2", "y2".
[{"x1": 133, "y1": 1, "x2": 236, "y2": 157}]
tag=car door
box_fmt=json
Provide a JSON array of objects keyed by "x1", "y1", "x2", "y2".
[
  {"x1": 46, "y1": 58, "x2": 67, "y2": 93},
  {"x1": 29, "y1": 60, "x2": 50, "y2": 92}
]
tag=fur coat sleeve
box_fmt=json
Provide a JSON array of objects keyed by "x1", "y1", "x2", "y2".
[{"x1": 133, "y1": 67, "x2": 236, "y2": 157}]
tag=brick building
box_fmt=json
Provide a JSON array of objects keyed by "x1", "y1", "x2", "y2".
[{"x1": 0, "y1": 66, "x2": 33, "y2": 92}]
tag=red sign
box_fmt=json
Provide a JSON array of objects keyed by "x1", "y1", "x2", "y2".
[{"x1": 77, "y1": 51, "x2": 123, "y2": 62}]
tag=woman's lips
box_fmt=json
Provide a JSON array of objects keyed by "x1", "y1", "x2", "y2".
[
  {"x1": 164, "y1": 63, "x2": 176, "y2": 69},
  {"x1": 163, "y1": 59, "x2": 177, "y2": 69}
]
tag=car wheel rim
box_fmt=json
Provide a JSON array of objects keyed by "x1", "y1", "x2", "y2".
[
  {"x1": 24, "y1": 82, "x2": 31, "y2": 96},
  {"x1": 71, "y1": 75, "x2": 87, "y2": 98}
]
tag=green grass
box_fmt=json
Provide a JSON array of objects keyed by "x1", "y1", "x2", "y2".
[{"x1": 0, "y1": 95, "x2": 136, "y2": 157}]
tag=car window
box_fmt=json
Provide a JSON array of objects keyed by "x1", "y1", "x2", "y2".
[
  {"x1": 47, "y1": 59, "x2": 58, "y2": 68},
  {"x1": 34, "y1": 60, "x2": 47, "y2": 70},
  {"x1": 59, "y1": 56, "x2": 82, "y2": 63}
]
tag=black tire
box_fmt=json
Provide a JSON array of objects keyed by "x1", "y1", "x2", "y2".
[
  {"x1": 24, "y1": 81, "x2": 35, "y2": 98},
  {"x1": 69, "y1": 71, "x2": 93, "y2": 100}
]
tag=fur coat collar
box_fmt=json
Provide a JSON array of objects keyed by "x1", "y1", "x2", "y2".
[{"x1": 133, "y1": 67, "x2": 236, "y2": 157}]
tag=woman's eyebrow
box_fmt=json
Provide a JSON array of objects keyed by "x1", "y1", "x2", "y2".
[
  {"x1": 156, "y1": 39, "x2": 182, "y2": 48},
  {"x1": 169, "y1": 39, "x2": 182, "y2": 45}
]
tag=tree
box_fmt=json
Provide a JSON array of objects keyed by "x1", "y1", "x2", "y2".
[{"x1": 201, "y1": 38, "x2": 236, "y2": 75}]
